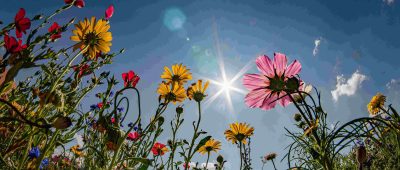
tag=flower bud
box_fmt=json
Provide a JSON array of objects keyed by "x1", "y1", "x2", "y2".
[
  {"x1": 356, "y1": 145, "x2": 367, "y2": 166},
  {"x1": 52, "y1": 116, "x2": 72, "y2": 129},
  {"x1": 176, "y1": 106, "x2": 184, "y2": 114},
  {"x1": 293, "y1": 113, "x2": 302, "y2": 122},
  {"x1": 217, "y1": 155, "x2": 224, "y2": 164}
]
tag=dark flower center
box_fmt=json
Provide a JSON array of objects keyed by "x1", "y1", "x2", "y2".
[
  {"x1": 268, "y1": 74, "x2": 285, "y2": 92},
  {"x1": 84, "y1": 32, "x2": 99, "y2": 46},
  {"x1": 235, "y1": 133, "x2": 245, "y2": 142},
  {"x1": 172, "y1": 75, "x2": 180, "y2": 82}
]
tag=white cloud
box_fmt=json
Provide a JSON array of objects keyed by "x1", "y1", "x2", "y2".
[
  {"x1": 313, "y1": 37, "x2": 322, "y2": 56},
  {"x1": 331, "y1": 70, "x2": 367, "y2": 102},
  {"x1": 383, "y1": 0, "x2": 395, "y2": 5},
  {"x1": 386, "y1": 79, "x2": 400, "y2": 90}
]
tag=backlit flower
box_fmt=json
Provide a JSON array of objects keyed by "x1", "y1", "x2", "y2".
[
  {"x1": 64, "y1": 0, "x2": 85, "y2": 8},
  {"x1": 105, "y1": 5, "x2": 114, "y2": 20},
  {"x1": 14, "y1": 8, "x2": 31, "y2": 38},
  {"x1": 70, "y1": 145, "x2": 83, "y2": 157},
  {"x1": 224, "y1": 122, "x2": 254, "y2": 144},
  {"x1": 197, "y1": 138, "x2": 221, "y2": 155},
  {"x1": 264, "y1": 152, "x2": 277, "y2": 161},
  {"x1": 161, "y1": 64, "x2": 192, "y2": 84},
  {"x1": 70, "y1": 17, "x2": 112, "y2": 59},
  {"x1": 157, "y1": 81, "x2": 186, "y2": 103},
  {"x1": 367, "y1": 93, "x2": 386, "y2": 116},
  {"x1": 243, "y1": 53, "x2": 302, "y2": 110},
  {"x1": 122, "y1": 70, "x2": 140, "y2": 88},
  {"x1": 4, "y1": 34, "x2": 27, "y2": 53},
  {"x1": 151, "y1": 142, "x2": 169, "y2": 156},
  {"x1": 187, "y1": 79, "x2": 209, "y2": 102},
  {"x1": 48, "y1": 22, "x2": 62, "y2": 41}
]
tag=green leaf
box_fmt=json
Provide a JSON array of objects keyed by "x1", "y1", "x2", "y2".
[{"x1": 194, "y1": 135, "x2": 212, "y2": 152}]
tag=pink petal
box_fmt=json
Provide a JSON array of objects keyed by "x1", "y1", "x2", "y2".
[
  {"x1": 105, "y1": 5, "x2": 114, "y2": 19},
  {"x1": 15, "y1": 8, "x2": 25, "y2": 22},
  {"x1": 285, "y1": 60, "x2": 301, "y2": 77},
  {"x1": 273, "y1": 52, "x2": 287, "y2": 77},
  {"x1": 256, "y1": 55, "x2": 274, "y2": 77},
  {"x1": 242, "y1": 74, "x2": 268, "y2": 91},
  {"x1": 245, "y1": 89, "x2": 270, "y2": 109},
  {"x1": 128, "y1": 70, "x2": 134, "y2": 80},
  {"x1": 279, "y1": 93, "x2": 292, "y2": 107},
  {"x1": 260, "y1": 93, "x2": 278, "y2": 110}
]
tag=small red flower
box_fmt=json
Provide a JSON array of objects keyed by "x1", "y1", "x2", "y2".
[
  {"x1": 121, "y1": 70, "x2": 140, "y2": 88},
  {"x1": 127, "y1": 131, "x2": 140, "y2": 141},
  {"x1": 183, "y1": 163, "x2": 190, "y2": 169},
  {"x1": 73, "y1": 64, "x2": 91, "y2": 78},
  {"x1": 111, "y1": 117, "x2": 115, "y2": 123},
  {"x1": 97, "y1": 102, "x2": 103, "y2": 109},
  {"x1": 64, "y1": 0, "x2": 85, "y2": 8},
  {"x1": 14, "y1": 8, "x2": 31, "y2": 38},
  {"x1": 48, "y1": 22, "x2": 62, "y2": 41},
  {"x1": 105, "y1": 5, "x2": 114, "y2": 20},
  {"x1": 151, "y1": 142, "x2": 168, "y2": 156},
  {"x1": 4, "y1": 34, "x2": 27, "y2": 53}
]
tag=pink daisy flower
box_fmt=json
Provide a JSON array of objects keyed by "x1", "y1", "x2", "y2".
[{"x1": 243, "y1": 53, "x2": 302, "y2": 110}]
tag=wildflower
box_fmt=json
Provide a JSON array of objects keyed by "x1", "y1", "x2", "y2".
[
  {"x1": 64, "y1": 0, "x2": 85, "y2": 8},
  {"x1": 117, "y1": 107, "x2": 124, "y2": 112},
  {"x1": 14, "y1": 8, "x2": 31, "y2": 38},
  {"x1": 264, "y1": 152, "x2": 277, "y2": 161},
  {"x1": 151, "y1": 142, "x2": 169, "y2": 156},
  {"x1": 90, "y1": 104, "x2": 97, "y2": 111},
  {"x1": 97, "y1": 102, "x2": 103, "y2": 109},
  {"x1": 197, "y1": 138, "x2": 221, "y2": 155},
  {"x1": 70, "y1": 145, "x2": 83, "y2": 157},
  {"x1": 161, "y1": 64, "x2": 192, "y2": 84},
  {"x1": 70, "y1": 17, "x2": 112, "y2": 59},
  {"x1": 40, "y1": 158, "x2": 49, "y2": 170},
  {"x1": 28, "y1": 146, "x2": 40, "y2": 159},
  {"x1": 4, "y1": 34, "x2": 27, "y2": 53},
  {"x1": 183, "y1": 163, "x2": 190, "y2": 169},
  {"x1": 176, "y1": 105, "x2": 184, "y2": 114},
  {"x1": 127, "y1": 131, "x2": 140, "y2": 141},
  {"x1": 105, "y1": 5, "x2": 114, "y2": 20},
  {"x1": 224, "y1": 122, "x2": 254, "y2": 144},
  {"x1": 106, "y1": 141, "x2": 117, "y2": 151},
  {"x1": 157, "y1": 81, "x2": 186, "y2": 103},
  {"x1": 48, "y1": 22, "x2": 62, "y2": 41},
  {"x1": 52, "y1": 116, "x2": 72, "y2": 129},
  {"x1": 243, "y1": 53, "x2": 302, "y2": 110},
  {"x1": 367, "y1": 93, "x2": 386, "y2": 116},
  {"x1": 111, "y1": 117, "x2": 115, "y2": 123},
  {"x1": 73, "y1": 63, "x2": 91, "y2": 78},
  {"x1": 121, "y1": 70, "x2": 140, "y2": 88},
  {"x1": 187, "y1": 79, "x2": 210, "y2": 102}
]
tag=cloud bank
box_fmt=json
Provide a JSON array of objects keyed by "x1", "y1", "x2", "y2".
[{"x1": 331, "y1": 70, "x2": 367, "y2": 102}]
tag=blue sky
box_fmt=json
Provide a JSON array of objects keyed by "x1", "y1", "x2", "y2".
[{"x1": 2, "y1": 0, "x2": 400, "y2": 169}]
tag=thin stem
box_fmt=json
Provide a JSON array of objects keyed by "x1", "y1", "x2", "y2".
[
  {"x1": 239, "y1": 142, "x2": 243, "y2": 170},
  {"x1": 271, "y1": 159, "x2": 277, "y2": 170},
  {"x1": 205, "y1": 152, "x2": 210, "y2": 170},
  {"x1": 184, "y1": 101, "x2": 202, "y2": 170}
]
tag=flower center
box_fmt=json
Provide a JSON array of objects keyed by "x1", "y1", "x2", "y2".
[
  {"x1": 193, "y1": 92, "x2": 204, "y2": 102},
  {"x1": 84, "y1": 32, "x2": 99, "y2": 46},
  {"x1": 166, "y1": 92, "x2": 176, "y2": 101},
  {"x1": 268, "y1": 75, "x2": 285, "y2": 92},
  {"x1": 172, "y1": 75, "x2": 180, "y2": 82},
  {"x1": 235, "y1": 133, "x2": 245, "y2": 142}
]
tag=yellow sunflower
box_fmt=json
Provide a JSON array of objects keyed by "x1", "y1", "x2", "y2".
[
  {"x1": 224, "y1": 122, "x2": 254, "y2": 144},
  {"x1": 367, "y1": 93, "x2": 386, "y2": 116},
  {"x1": 160, "y1": 64, "x2": 192, "y2": 84},
  {"x1": 197, "y1": 138, "x2": 221, "y2": 155},
  {"x1": 157, "y1": 81, "x2": 186, "y2": 103},
  {"x1": 70, "y1": 17, "x2": 112, "y2": 59},
  {"x1": 70, "y1": 145, "x2": 84, "y2": 157},
  {"x1": 187, "y1": 79, "x2": 209, "y2": 102}
]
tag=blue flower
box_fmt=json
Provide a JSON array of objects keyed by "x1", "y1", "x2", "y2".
[
  {"x1": 134, "y1": 126, "x2": 138, "y2": 131},
  {"x1": 128, "y1": 122, "x2": 133, "y2": 128},
  {"x1": 109, "y1": 91, "x2": 114, "y2": 97},
  {"x1": 117, "y1": 107, "x2": 124, "y2": 112},
  {"x1": 28, "y1": 146, "x2": 40, "y2": 159},
  {"x1": 90, "y1": 104, "x2": 97, "y2": 111},
  {"x1": 40, "y1": 158, "x2": 49, "y2": 170}
]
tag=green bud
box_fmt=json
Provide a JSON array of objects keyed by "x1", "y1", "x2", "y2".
[{"x1": 52, "y1": 116, "x2": 72, "y2": 129}]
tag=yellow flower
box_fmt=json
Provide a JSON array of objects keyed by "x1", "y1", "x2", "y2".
[
  {"x1": 187, "y1": 79, "x2": 209, "y2": 102},
  {"x1": 197, "y1": 138, "x2": 221, "y2": 155},
  {"x1": 367, "y1": 93, "x2": 386, "y2": 116},
  {"x1": 70, "y1": 145, "x2": 83, "y2": 157},
  {"x1": 157, "y1": 81, "x2": 186, "y2": 103},
  {"x1": 224, "y1": 122, "x2": 254, "y2": 144},
  {"x1": 160, "y1": 64, "x2": 192, "y2": 84},
  {"x1": 70, "y1": 17, "x2": 112, "y2": 59}
]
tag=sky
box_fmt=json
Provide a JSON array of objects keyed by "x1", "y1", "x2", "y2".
[{"x1": 2, "y1": 0, "x2": 400, "y2": 169}]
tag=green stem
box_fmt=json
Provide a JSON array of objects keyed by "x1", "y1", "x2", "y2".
[
  {"x1": 239, "y1": 142, "x2": 243, "y2": 170},
  {"x1": 184, "y1": 101, "x2": 202, "y2": 170},
  {"x1": 36, "y1": 130, "x2": 60, "y2": 168},
  {"x1": 205, "y1": 152, "x2": 210, "y2": 170},
  {"x1": 271, "y1": 159, "x2": 277, "y2": 170}
]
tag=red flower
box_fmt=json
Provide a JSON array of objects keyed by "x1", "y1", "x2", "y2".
[
  {"x1": 151, "y1": 142, "x2": 168, "y2": 156},
  {"x1": 127, "y1": 131, "x2": 140, "y2": 141},
  {"x1": 73, "y1": 64, "x2": 90, "y2": 78},
  {"x1": 121, "y1": 70, "x2": 140, "y2": 88},
  {"x1": 97, "y1": 102, "x2": 103, "y2": 109},
  {"x1": 4, "y1": 34, "x2": 27, "y2": 53},
  {"x1": 111, "y1": 117, "x2": 115, "y2": 123},
  {"x1": 183, "y1": 163, "x2": 190, "y2": 169},
  {"x1": 64, "y1": 0, "x2": 85, "y2": 8},
  {"x1": 48, "y1": 22, "x2": 62, "y2": 41},
  {"x1": 14, "y1": 8, "x2": 31, "y2": 38},
  {"x1": 105, "y1": 5, "x2": 114, "y2": 20}
]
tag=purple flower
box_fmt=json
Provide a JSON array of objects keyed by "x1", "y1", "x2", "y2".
[
  {"x1": 109, "y1": 91, "x2": 114, "y2": 97},
  {"x1": 40, "y1": 158, "x2": 49, "y2": 169},
  {"x1": 117, "y1": 107, "x2": 124, "y2": 112},
  {"x1": 90, "y1": 104, "x2": 97, "y2": 111},
  {"x1": 28, "y1": 146, "x2": 40, "y2": 159},
  {"x1": 128, "y1": 122, "x2": 133, "y2": 128}
]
